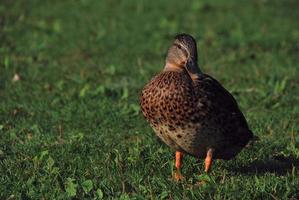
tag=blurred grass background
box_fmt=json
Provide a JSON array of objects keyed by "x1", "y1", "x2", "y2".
[{"x1": 0, "y1": 0, "x2": 299, "y2": 199}]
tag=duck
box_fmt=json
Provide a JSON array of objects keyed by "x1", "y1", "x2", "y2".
[{"x1": 140, "y1": 33, "x2": 254, "y2": 181}]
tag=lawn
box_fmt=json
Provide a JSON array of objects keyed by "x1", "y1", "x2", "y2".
[{"x1": 0, "y1": 0, "x2": 299, "y2": 199}]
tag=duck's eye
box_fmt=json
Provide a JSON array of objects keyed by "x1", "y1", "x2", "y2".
[{"x1": 177, "y1": 45, "x2": 182, "y2": 49}]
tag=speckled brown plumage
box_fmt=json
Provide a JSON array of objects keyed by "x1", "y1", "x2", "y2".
[{"x1": 140, "y1": 33, "x2": 253, "y2": 177}]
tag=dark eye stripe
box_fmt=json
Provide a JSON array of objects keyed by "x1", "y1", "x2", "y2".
[
  {"x1": 173, "y1": 43, "x2": 181, "y2": 48},
  {"x1": 174, "y1": 43, "x2": 188, "y2": 57}
]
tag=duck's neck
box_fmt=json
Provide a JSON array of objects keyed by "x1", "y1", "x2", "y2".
[
  {"x1": 163, "y1": 61, "x2": 202, "y2": 81},
  {"x1": 163, "y1": 62, "x2": 184, "y2": 72}
]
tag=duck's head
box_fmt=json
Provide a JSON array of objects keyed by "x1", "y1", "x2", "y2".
[{"x1": 165, "y1": 33, "x2": 200, "y2": 74}]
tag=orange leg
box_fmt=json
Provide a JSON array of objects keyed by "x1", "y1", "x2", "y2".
[
  {"x1": 173, "y1": 151, "x2": 184, "y2": 181},
  {"x1": 204, "y1": 148, "x2": 214, "y2": 173},
  {"x1": 175, "y1": 151, "x2": 183, "y2": 169}
]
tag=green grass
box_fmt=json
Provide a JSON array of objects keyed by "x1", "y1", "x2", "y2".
[{"x1": 1, "y1": 0, "x2": 299, "y2": 199}]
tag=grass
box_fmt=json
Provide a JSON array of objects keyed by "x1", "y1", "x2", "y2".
[{"x1": 0, "y1": 0, "x2": 299, "y2": 199}]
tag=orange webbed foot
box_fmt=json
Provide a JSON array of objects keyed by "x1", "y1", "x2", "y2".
[{"x1": 173, "y1": 170, "x2": 185, "y2": 182}]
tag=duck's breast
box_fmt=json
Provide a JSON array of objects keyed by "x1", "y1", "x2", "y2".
[{"x1": 140, "y1": 71, "x2": 200, "y2": 152}]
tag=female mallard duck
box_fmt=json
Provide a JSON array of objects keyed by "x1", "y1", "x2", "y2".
[{"x1": 140, "y1": 33, "x2": 254, "y2": 180}]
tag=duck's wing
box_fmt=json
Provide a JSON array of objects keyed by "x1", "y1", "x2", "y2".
[{"x1": 194, "y1": 73, "x2": 253, "y2": 146}]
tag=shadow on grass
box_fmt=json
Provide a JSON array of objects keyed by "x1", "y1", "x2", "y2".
[{"x1": 236, "y1": 155, "x2": 299, "y2": 175}]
